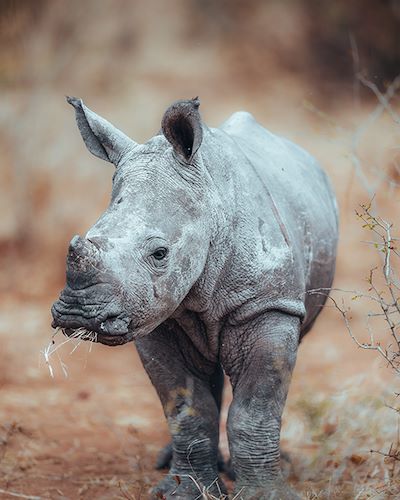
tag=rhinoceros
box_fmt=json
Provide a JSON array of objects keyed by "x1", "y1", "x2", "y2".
[{"x1": 51, "y1": 97, "x2": 338, "y2": 499}]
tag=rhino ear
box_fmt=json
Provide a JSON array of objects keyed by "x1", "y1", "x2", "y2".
[
  {"x1": 161, "y1": 97, "x2": 203, "y2": 163},
  {"x1": 66, "y1": 96, "x2": 137, "y2": 166}
]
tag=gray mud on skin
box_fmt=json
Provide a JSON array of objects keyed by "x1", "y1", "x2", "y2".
[{"x1": 51, "y1": 96, "x2": 338, "y2": 499}]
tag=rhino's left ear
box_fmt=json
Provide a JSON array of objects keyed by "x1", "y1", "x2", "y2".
[
  {"x1": 66, "y1": 96, "x2": 137, "y2": 166},
  {"x1": 161, "y1": 97, "x2": 203, "y2": 163}
]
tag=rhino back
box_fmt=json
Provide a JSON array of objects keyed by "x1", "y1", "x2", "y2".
[{"x1": 216, "y1": 111, "x2": 338, "y2": 330}]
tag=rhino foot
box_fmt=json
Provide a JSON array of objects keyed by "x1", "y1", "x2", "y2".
[
  {"x1": 151, "y1": 472, "x2": 226, "y2": 500},
  {"x1": 235, "y1": 479, "x2": 301, "y2": 500},
  {"x1": 155, "y1": 442, "x2": 236, "y2": 480}
]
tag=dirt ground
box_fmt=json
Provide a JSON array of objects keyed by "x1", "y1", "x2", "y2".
[{"x1": 1, "y1": 2, "x2": 400, "y2": 499}]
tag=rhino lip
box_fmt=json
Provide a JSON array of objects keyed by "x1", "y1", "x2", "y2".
[
  {"x1": 51, "y1": 322, "x2": 136, "y2": 347},
  {"x1": 62, "y1": 327, "x2": 134, "y2": 346},
  {"x1": 51, "y1": 295, "x2": 134, "y2": 346}
]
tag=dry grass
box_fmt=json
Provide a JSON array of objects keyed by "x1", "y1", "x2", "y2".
[
  {"x1": 289, "y1": 379, "x2": 399, "y2": 498},
  {"x1": 40, "y1": 327, "x2": 98, "y2": 378}
]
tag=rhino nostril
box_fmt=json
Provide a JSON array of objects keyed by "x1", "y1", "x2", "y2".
[
  {"x1": 87, "y1": 237, "x2": 101, "y2": 250},
  {"x1": 86, "y1": 236, "x2": 109, "y2": 251}
]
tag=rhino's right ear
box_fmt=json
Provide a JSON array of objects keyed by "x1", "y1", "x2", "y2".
[{"x1": 66, "y1": 96, "x2": 137, "y2": 166}]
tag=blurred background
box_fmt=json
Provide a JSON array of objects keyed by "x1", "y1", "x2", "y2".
[{"x1": 1, "y1": 1, "x2": 399, "y2": 498}]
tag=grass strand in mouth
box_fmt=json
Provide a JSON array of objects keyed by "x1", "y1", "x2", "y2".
[{"x1": 40, "y1": 327, "x2": 98, "y2": 378}]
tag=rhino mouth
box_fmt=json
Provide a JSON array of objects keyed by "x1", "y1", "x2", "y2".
[
  {"x1": 61, "y1": 326, "x2": 134, "y2": 346},
  {"x1": 51, "y1": 317, "x2": 135, "y2": 346},
  {"x1": 51, "y1": 319, "x2": 135, "y2": 346},
  {"x1": 51, "y1": 287, "x2": 135, "y2": 346}
]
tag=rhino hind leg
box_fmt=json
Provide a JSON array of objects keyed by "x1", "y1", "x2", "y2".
[{"x1": 135, "y1": 328, "x2": 226, "y2": 499}]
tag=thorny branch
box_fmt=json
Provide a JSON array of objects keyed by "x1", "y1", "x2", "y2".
[{"x1": 309, "y1": 203, "x2": 400, "y2": 377}]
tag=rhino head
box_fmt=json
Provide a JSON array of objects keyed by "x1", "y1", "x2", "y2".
[{"x1": 51, "y1": 97, "x2": 215, "y2": 346}]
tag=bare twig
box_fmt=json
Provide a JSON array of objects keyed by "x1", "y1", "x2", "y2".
[
  {"x1": 349, "y1": 33, "x2": 361, "y2": 111},
  {"x1": 358, "y1": 74, "x2": 400, "y2": 125},
  {"x1": 309, "y1": 202, "x2": 400, "y2": 377},
  {"x1": 0, "y1": 489, "x2": 41, "y2": 500}
]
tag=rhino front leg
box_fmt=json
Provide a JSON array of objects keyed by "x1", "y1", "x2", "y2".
[
  {"x1": 155, "y1": 363, "x2": 233, "y2": 477},
  {"x1": 135, "y1": 326, "x2": 225, "y2": 499},
  {"x1": 222, "y1": 311, "x2": 301, "y2": 500}
]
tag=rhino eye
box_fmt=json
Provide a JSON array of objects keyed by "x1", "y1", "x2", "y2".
[{"x1": 152, "y1": 247, "x2": 168, "y2": 260}]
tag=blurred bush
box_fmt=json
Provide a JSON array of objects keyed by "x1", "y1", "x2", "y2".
[
  {"x1": 2, "y1": 0, "x2": 399, "y2": 92},
  {"x1": 189, "y1": 0, "x2": 400, "y2": 93}
]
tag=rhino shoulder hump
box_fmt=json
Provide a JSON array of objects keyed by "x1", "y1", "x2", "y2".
[{"x1": 220, "y1": 111, "x2": 256, "y2": 134}]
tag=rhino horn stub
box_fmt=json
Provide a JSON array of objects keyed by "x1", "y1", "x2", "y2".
[
  {"x1": 66, "y1": 96, "x2": 137, "y2": 166},
  {"x1": 161, "y1": 97, "x2": 203, "y2": 163}
]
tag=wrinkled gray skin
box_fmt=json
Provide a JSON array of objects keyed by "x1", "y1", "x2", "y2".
[{"x1": 52, "y1": 96, "x2": 338, "y2": 499}]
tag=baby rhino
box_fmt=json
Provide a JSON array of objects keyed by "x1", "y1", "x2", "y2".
[{"x1": 52, "y1": 96, "x2": 338, "y2": 499}]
